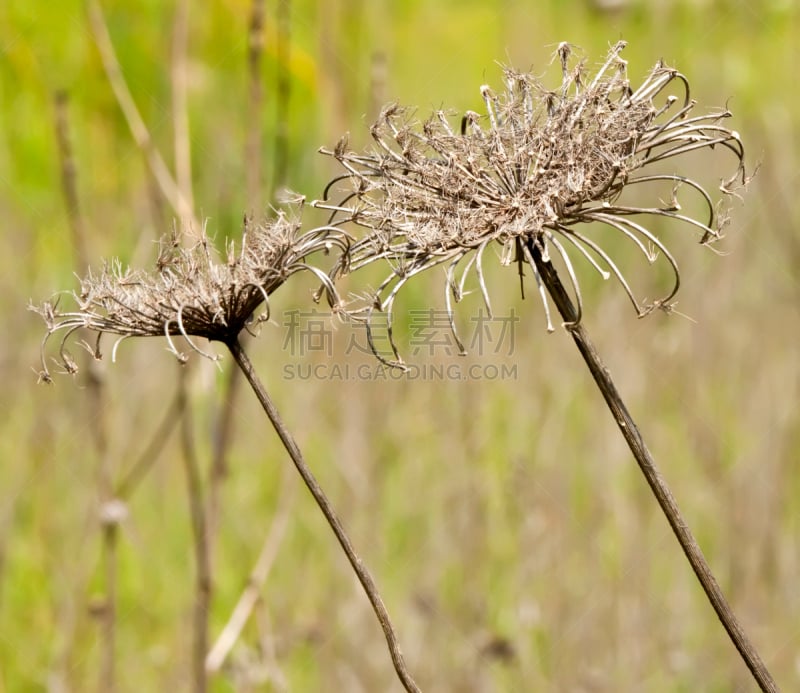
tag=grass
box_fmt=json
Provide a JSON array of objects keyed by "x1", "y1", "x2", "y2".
[{"x1": 3, "y1": 0, "x2": 799, "y2": 690}]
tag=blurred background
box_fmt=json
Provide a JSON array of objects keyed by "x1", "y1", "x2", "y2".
[{"x1": 2, "y1": 0, "x2": 798, "y2": 690}]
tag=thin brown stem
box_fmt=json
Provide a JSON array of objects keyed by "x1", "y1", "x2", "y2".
[
  {"x1": 54, "y1": 89, "x2": 118, "y2": 693},
  {"x1": 171, "y1": 0, "x2": 194, "y2": 223},
  {"x1": 368, "y1": 51, "x2": 387, "y2": 124},
  {"x1": 207, "y1": 360, "x2": 242, "y2": 570},
  {"x1": 226, "y1": 338, "x2": 420, "y2": 693},
  {"x1": 529, "y1": 242, "x2": 778, "y2": 693},
  {"x1": 273, "y1": 0, "x2": 291, "y2": 199},
  {"x1": 115, "y1": 388, "x2": 181, "y2": 500},
  {"x1": 246, "y1": 0, "x2": 265, "y2": 210},
  {"x1": 178, "y1": 372, "x2": 211, "y2": 693},
  {"x1": 53, "y1": 91, "x2": 90, "y2": 273},
  {"x1": 207, "y1": 0, "x2": 266, "y2": 569},
  {"x1": 98, "y1": 521, "x2": 117, "y2": 693}
]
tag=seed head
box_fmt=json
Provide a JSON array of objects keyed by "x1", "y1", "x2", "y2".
[
  {"x1": 32, "y1": 210, "x2": 349, "y2": 381},
  {"x1": 314, "y1": 41, "x2": 748, "y2": 365}
]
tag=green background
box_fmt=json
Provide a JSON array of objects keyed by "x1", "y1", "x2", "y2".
[{"x1": 2, "y1": 0, "x2": 798, "y2": 690}]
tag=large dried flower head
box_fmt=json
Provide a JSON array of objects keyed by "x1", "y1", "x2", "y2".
[
  {"x1": 315, "y1": 41, "x2": 748, "y2": 365},
  {"x1": 33, "y1": 210, "x2": 349, "y2": 382}
]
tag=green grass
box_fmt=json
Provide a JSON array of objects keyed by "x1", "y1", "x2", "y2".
[{"x1": 2, "y1": 0, "x2": 799, "y2": 690}]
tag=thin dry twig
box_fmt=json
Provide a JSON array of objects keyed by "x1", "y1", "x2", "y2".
[
  {"x1": 226, "y1": 339, "x2": 421, "y2": 693},
  {"x1": 529, "y1": 242, "x2": 777, "y2": 692},
  {"x1": 54, "y1": 90, "x2": 91, "y2": 273},
  {"x1": 171, "y1": 0, "x2": 194, "y2": 222},
  {"x1": 273, "y1": 0, "x2": 291, "y2": 199},
  {"x1": 96, "y1": 516, "x2": 119, "y2": 693},
  {"x1": 86, "y1": 0, "x2": 197, "y2": 227},
  {"x1": 178, "y1": 372, "x2": 211, "y2": 693},
  {"x1": 53, "y1": 89, "x2": 118, "y2": 693},
  {"x1": 167, "y1": 10, "x2": 217, "y2": 680},
  {"x1": 168, "y1": 12, "x2": 212, "y2": 688},
  {"x1": 114, "y1": 388, "x2": 182, "y2": 499},
  {"x1": 206, "y1": 466, "x2": 297, "y2": 674},
  {"x1": 207, "y1": 0, "x2": 268, "y2": 571},
  {"x1": 246, "y1": 0, "x2": 266, "y2": 209}
]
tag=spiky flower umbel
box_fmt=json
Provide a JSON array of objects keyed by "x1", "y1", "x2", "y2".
[
  {"x1": 33, "y1": 211, "x2": 349, "y2": 381},
  {"x1": 315, "y1": 41, "x2": 747, "y2": 364}
]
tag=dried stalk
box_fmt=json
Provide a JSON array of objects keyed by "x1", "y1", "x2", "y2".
[
  {"x1": 97, "y1": 521, "x2": 117, "y2": 693},
  {"x1": 168, "y1": 8, "x2": 216, "y2": 678},
  {"x1": 206, "y1": 466, "x2": 296, "y2": 674},
  {"x1": 246, "y1": 0, "x2": 266, "y2": 209},
  {"x1": 171, "y1": 0, "x2": 194, "y2": 221},
  {"x1": 114, "y1": 389, "x2": 181, "y2": 499},
  {"x1": 207, "y1": 0, "x2": 268, "y2": 568},
  {"x1": 529, "y1": 243, "x2": 777, "y2": 692},
  {"x1": 178, "y1": 372, "x2": 211, "y2": 693},
  {"x1": 207, "y1": 360, "x2": 241, "y2": 569},
  {"x1": 86, "y1": 0, "x2": 197, "y2": 228},
  {"x1": 226, "y1": 338, "x2": 421, "y2": 693},
  {"x1": 317, "y1": 41, "x2": 773, "y2": 689},
  {"x1": 53, "y1": 89, "x2": 118, "y2": 693},
  {"x1": 53, "y1": 90, "x2": 91, "y2": 272},
  {"x1": 273, "y1": 0, "x2": 291, "y2": 198}
]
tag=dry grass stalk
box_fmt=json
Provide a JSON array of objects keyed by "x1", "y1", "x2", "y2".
[
  {"x1": 53, "y1": 89, "x2": 119, "y2": 693},
  {"x1": 206, "y1": 466, "x2": 297, "y2": 674},
  {"x1": 207, "y1": 0, "x2": 268, "y2": 584},
  {"x1": 86, "y1": 0, "x2": 197, "y2": 228},
  {"x1": 273, "y1": 0, "x2": 291, "y2": 199},
  {"x1": 316, "y1": 40, "x2": 747, "y2": 365},
  {"x1": 316, "y1": 41, "x2": 775, "y2": 691},
  {"x1": 177, "y1": 372, "x2": 211, "y2": 693}
]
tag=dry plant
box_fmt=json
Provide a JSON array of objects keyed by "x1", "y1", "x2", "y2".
[
  {"x1": 316, "y1": 41, "x2": 745, "y2": 362},
  {"x1": 315, "y1": 41, "x2": 776, "y2": 691},
  {"x1": 32, "y1": 212, "x2": 421, "y2": 693},
  {"x1": 59, "y1": 4, "x2": 424, "y2": 692}
]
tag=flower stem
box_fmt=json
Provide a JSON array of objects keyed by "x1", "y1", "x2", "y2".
[
  {"x1": 226, "y1": 338, "x2": 420, "y2": 693},
  {"x1": 530, "y1": 244, "x2": 778, "y2": 693}
]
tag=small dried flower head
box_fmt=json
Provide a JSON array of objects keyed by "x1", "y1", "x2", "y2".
[
  {"x1": 314, "y1": 41, "x2": 748, "y2": 365},
  {"x1": 32, "y1": 210, "x2": 350, "y2": 381}
]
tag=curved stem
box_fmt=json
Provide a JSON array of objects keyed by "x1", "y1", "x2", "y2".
[
  {"x1": 528, "y1": 242, "x2": 778, "y2": 693},
  {"x1": 226, "y1": 338, "x2": 420, "y2": 693}
]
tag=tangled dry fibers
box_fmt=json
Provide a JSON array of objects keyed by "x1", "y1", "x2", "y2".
[
  {"x1": 33, "y1": 212, "x2": 349, "y2": 380},
  {"x1": 315, "y1": 41, "x2": 748, "y2": 365}
]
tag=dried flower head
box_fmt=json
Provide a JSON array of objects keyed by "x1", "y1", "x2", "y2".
[
  {"x1": 33, "y1": 210, "x2": 349, "y2": 382},
  {"x1": 315, "y1": 41, "x2": 748, "y2": 365}
]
